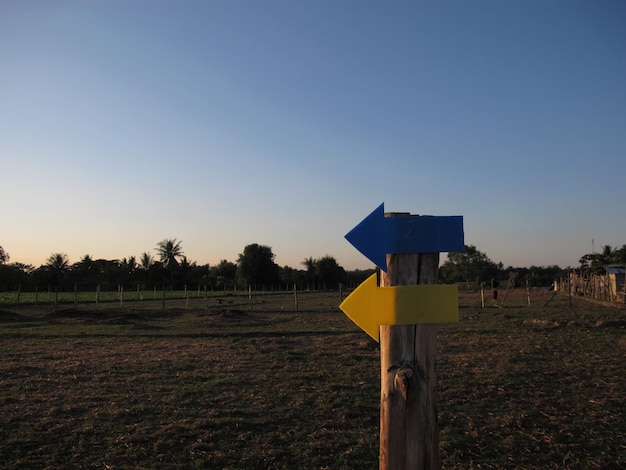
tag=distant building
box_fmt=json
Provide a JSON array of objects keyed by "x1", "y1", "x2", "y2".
[{"x1": 606, "y1": 264, "x2": 625, "y2": 300}]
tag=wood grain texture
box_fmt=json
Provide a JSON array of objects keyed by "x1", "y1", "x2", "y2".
[{"x1": 379, "y1": 213, "x2": 440, "y2": 469}]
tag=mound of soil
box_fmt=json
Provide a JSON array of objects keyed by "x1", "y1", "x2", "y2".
[
  {"x1": 45, "y1": 309, "x2": 153, "y2": 324},
  {"x1": 0, "y1": 310, "x2": 33, "y2": 322},
  {"x1": 595, "y1": 319, "x2": 626, "y2": 328},
  {"x1": 208, "y1": 309, "x2": 249, "y2": 321},
  {"x1": 47, "y1": 308, "x2": 105, "y2": 319}
]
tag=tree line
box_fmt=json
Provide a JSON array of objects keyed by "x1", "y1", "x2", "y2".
[
  {"x1": 439, "y1": 243, "x2": 626, "y2": 289},
  {"x1": 0, "y1": 240, "x2": 372, "y2": 292},
  {"x1": 1, "y1": 240, "x2": 624, "y2": 293}
]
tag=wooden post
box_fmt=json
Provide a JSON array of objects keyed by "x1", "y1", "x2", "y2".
[
  {"x1": 294, "y1": 283, "x2": 298, "y2": 310},
  {"x1": 480, "y1": 282, "x2": 485, "y2": 309},
  {"x1": 379, "y1": 212, "x2": 439, "y2": 470},
  {"x1": 500, "y1": 275, "x2": 514, "y2": 307},
  {"x1": 526, "y1": 280, "x2": 531, "y2": 307},
  {"x1": 568, "y1": 272, "x2": 572, "y2": 307}
]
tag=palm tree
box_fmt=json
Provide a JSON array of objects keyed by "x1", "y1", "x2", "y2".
[
  {"x1": 155, "y1": 238, "x2": 184, "y2": 289},
  {"x1": 139, "y1": 252, "x2": 154, "y2": 271},
  {"x1": 601, "y1": 245, "x2": 617, "y2": 264},
  {"x1": 46, "y1": 252, "x2": 69, "y2": 271},
  {"x1": 120, "y1": 256, "x2": 137, "y2": 287},
  {"x1": 71, "y1": 254, "x2": 99, "y2": 288},
  {"x1": 137, "y1": 252, "x2": 155, "y2": 290},
  {"x1": 301, "y1": 257, "x2": 316, "y2": 289},
  {"x1": 45, "y1": 252, "x2": 70, "y2": 290}
]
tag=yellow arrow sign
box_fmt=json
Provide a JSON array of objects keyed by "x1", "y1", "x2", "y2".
[{"x1": 339, "y1": 274, "x2": 459, "y2": 341}]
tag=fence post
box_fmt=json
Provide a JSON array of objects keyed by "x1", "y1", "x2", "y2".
[
  {"x1": 294, "y1": 283, "x2": 298, "y2": 310},
  {"x1": 568, "y1": 274, "x2": 572, "y2": 307},
  {"x1": 480, "y1": 282, "x2": 485, "y2": 308},
  {"x1": 379, "y1": 212, "x2": 439, "y2": 470}
]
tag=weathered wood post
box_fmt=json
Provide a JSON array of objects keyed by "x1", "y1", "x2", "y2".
[
  {"x1": 379, "y1": 212, "x2": 439, "y2": 470},
  {"x1": 480, "y1": 282, "x2": 485, "y2": 309},
  {"x1": 340, "y1": 203, "x2": 464, "y2": 470}
]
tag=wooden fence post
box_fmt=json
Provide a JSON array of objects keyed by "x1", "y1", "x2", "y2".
[
  {"x1": 379, "y1": 212, "x2": 439, "y2": 470},
  {"x1": 480, "y1": 282, "x2": 485, "y2": 308}
]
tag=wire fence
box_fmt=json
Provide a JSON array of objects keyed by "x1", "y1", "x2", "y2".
[{"x1": 0, "y1": 283, "x2": 353, "y2": 311}]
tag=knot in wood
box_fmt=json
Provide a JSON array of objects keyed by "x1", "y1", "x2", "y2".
[{"x1": 394, "y1": 366, "x2": 414, "y2": 400}]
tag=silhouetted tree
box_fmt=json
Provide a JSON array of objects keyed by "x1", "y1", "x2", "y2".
[
  {"x1": 70, "y1": 254, "x2": 101, "y2": 288},
  {"x1": 210, "y1": 260, "x2": 237, "y2": 290},
  {"x1": 156, "y1": 238, "x2": 184, "y2": 289},
  {"x1": 237, "y1": 244, "x2": 280, "y2": 287},
  {"x1": 439, "y1": 245, "x2": 501, "y2": 287},
  {"x1": 44, "y1": 253, "x2": 70, "y2": 289},
  {"x1": 314, "y1": 255, "x2": 346, "y2": 288},
  {"x1": 301, "y1": 257, "x2": 315, "y2": 286},
  {"x1": 0, "y1": 245, "x2": 9, "y2": 264}
]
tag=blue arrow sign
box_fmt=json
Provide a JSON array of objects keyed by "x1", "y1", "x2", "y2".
[{"x1": 345, "y1": 203, "x2": 465, "y2": 271}]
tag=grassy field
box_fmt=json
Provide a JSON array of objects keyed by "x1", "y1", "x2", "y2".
[{"x1": 0, "y1": 289, "x2": 624, "y2": 469}]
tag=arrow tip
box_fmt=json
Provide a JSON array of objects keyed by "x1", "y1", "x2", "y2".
[
  {"x1": 339, "y1": 273, "x2": 381, "y2": 341},
  {"x1": 344, "y1": 203, "x2": 388, "y2": 272}
]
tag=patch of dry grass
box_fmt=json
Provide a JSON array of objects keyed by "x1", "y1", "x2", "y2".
[{"x1": 0, "y1": 290, "x2": 624, "y2": 469}]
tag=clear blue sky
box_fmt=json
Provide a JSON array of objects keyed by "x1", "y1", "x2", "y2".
[{"x1": 1, "y1": 1, "x2": 625, "y2": 271}]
